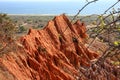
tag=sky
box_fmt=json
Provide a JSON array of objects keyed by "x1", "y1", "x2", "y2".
[
  {"x1": 0, "y1": 0, "x2": 118, "y2": 2},
  {"x1": 0, "y1": 0, "x2": 87, "y2": 2},
  {"x1": 0, "y1": 0, "x2": 119, "y2": 15}
]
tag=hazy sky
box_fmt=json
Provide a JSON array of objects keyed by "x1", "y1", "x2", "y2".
[
  {"x1": 0, "y1": 0, "x2": 117, "y2": 2},
  {"x1": 0, "y1": 0, "x2": 119, "y2": 14},
  {"x1": 0, "y1": 0, "x2": 80, "y2": 1}
]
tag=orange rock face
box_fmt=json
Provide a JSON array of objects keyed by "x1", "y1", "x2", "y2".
[{"x1": 0, "y1": 14, "x2": 119, "y2": 80}]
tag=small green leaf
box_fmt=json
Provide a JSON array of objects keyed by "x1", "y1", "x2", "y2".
[
  {"x1": 113, "y1": 41, "x2": 120, "y2": 46},
  {"x1": 99, "y1": 15, "x2": 105, "y2": 29}
]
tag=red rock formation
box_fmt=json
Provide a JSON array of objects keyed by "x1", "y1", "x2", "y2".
[{"x1": 0, "y1": 14, "x2": 119, "y2": 80}]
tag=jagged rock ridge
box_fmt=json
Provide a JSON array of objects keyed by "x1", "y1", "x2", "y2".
[{"x1": 0, "y1": 14, "x2": 119, "y2": 80}]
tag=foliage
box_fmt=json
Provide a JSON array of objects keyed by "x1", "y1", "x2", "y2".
[
  {"x1": 61, "y1": 1, "x2": 120, "y2": 79},
  {"x1": 0, "y1": 13, "x2": 16, "y2": 40},
  {"x1": 37, "y1": 24, "x2": 44, "y2": 28},
  {"x1": 0, "y1": 13, "x2": 16, "y2": 52},
  {"x1": 19, "y1": 25, "x2": 26, "y2": 33},
  {"x1": 113, "y1": 41, "x2": 120, "y2": 46}
]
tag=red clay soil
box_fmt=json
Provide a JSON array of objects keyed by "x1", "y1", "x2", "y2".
[{"x1": 0, "y1": 14, "x2": 119, "y2": 80}]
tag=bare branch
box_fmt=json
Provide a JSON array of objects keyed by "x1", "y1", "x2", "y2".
[{"x1": 63, "y1": 0, "x2": 98, "y2": 34}]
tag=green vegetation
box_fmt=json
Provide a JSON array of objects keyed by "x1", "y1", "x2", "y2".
[
  {"x1": 37, "y1": 24, "x2": 44, "y2": 28},
  {"x1": 0, "y1": 13, "x2": 17, "y2": 54},
  {"x1": 113, "y1": 41, "x2": 120, "y2": 46},
  {"x1": 0, "y1": 13, "x2": 16, "y2": 42},
  {"x1": 19, "y1": 26, "x2": 26, "y2": 33}
]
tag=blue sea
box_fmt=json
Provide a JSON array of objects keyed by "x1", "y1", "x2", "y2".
[{"x1": 0, "y1": 1, "x2": 119, "y2": 15}]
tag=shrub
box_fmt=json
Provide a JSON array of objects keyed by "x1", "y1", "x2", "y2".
[
  {"x1": 0, "y1": 13, "x2": 16, "y2": 41},
  {"x1": 0, "y1": 13, "x2": 16, "y2": 53},
  {"x1": 19, "y1": 26, "x2": 26, "y2": 33}
]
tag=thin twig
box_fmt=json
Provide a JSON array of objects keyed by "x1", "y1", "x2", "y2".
[
  {"x1": 104, "y1": 1, "x2": 120, "y2": 14},
  {"x1": 87, "y1": 18, "x2": 120, "y2": 48},
  {"x1": 63, "y1": 0, "x2": 98, "y2": 34},
  {"x1": 71, "y1": 0, "x2": 98, "y2": 23}
]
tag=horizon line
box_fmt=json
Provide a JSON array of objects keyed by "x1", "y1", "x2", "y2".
[{"x1": 7, "y1": 13, "x2": 102, "y2": 16}]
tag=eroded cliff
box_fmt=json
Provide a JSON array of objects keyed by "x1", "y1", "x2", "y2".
[{"x1": 0, "y1": 14, "x2": 119, "y2": 80}]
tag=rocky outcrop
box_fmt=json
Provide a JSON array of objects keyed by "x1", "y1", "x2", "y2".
[{"x1": 0, "y1": 14, "x2": 119, "y2": 80}]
